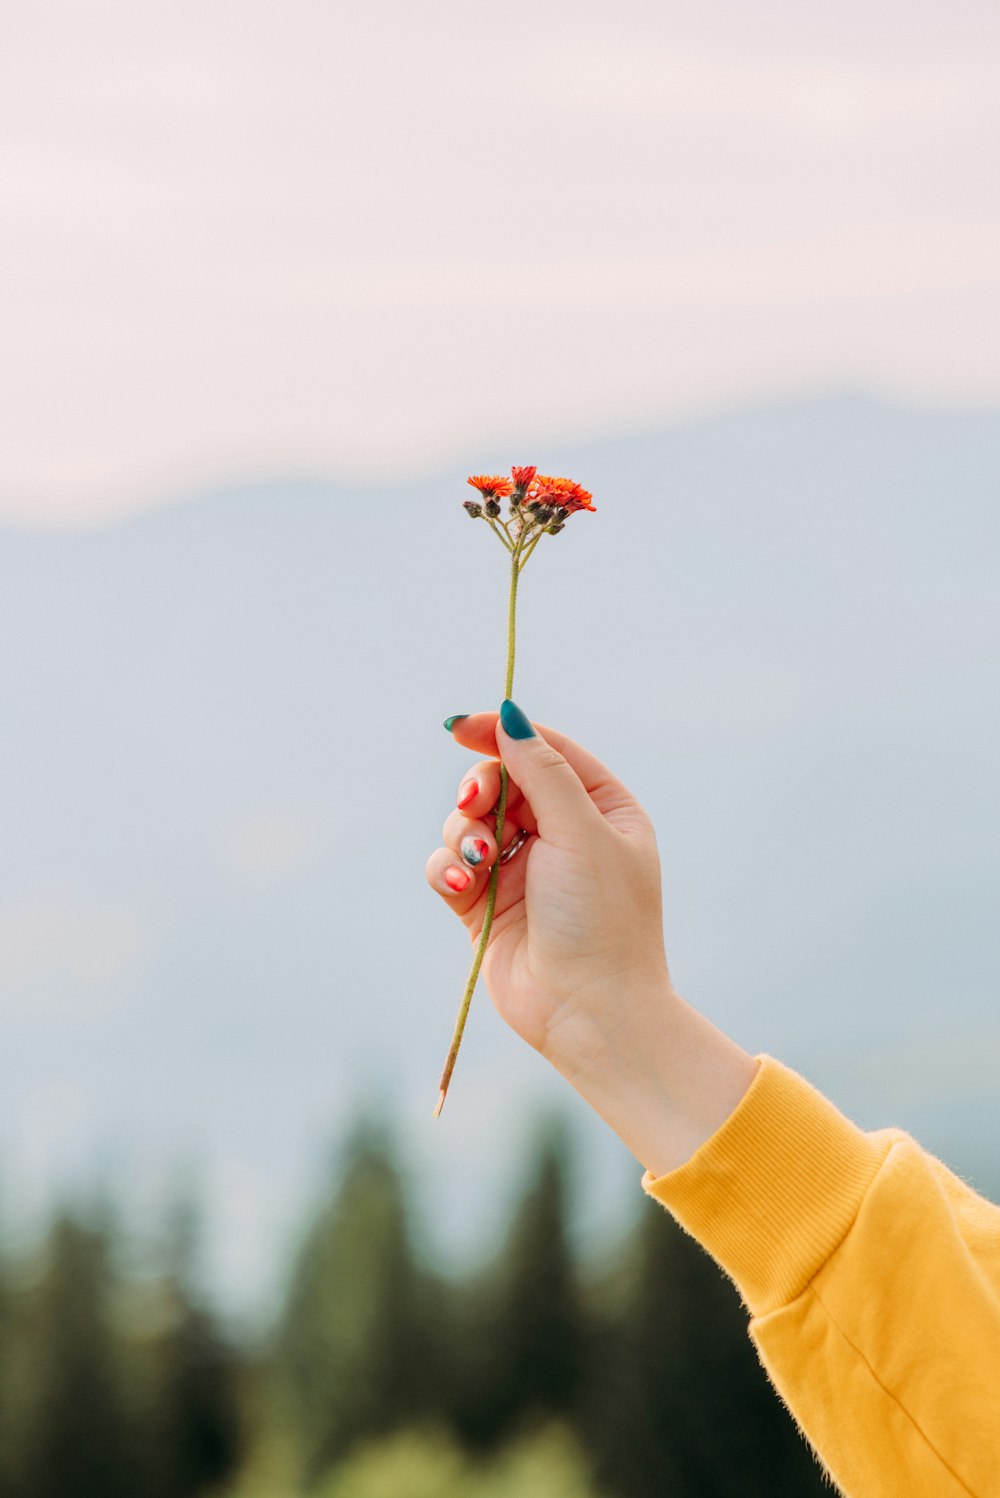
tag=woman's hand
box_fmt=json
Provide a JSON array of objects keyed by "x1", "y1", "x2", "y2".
[
  {"x1": 427, "y1": 702, "x2": 759, "y2": 1175},
  {"x1": 426, "y1": 704, "x2": 672, "y2": 1062}
]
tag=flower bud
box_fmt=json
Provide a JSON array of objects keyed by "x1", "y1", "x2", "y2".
[
  {"x1": 554, "y1": 506, "x2": 569, "y2": 522},
  {"x1": 463, "y1": 500, "x2": 483, "y2": 518},
  {"x1": 525, "y1": 500, "x2": 541, "y2": 513},
  {"x1": 547, "y1": 522, "x2": 565, "y2": 534},
  {"x1": 535, "y1": 506, "x2": 554, "y2": 524},
  {"x1": 484, "y1": 497, "x2": 501, "y2": 518}
]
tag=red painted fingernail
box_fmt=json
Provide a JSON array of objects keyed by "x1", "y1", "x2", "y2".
[
  {"x1": 444, "y1": 866, "x2": 472, "y2": 892},
  {"x1": 457, "y1": 780, "x2": 479, "y2": 809}
]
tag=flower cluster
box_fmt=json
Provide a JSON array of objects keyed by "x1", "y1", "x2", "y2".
[
  {"x1": 525, "y1": 473, "x2": 596, "y2": 514},
  {"x1": 463, "y1": 466, "x2": 595, "y2": 541}
]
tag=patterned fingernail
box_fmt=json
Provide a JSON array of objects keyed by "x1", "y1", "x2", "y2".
[
  {"x1": 457, "y1": 780, "x2": 479, "y2": 809},
  {"x1": 443, "y1": 715, "x2": 470, "y2": 733},
  {"x1": 460, "y1": 836, "x2": 489, "y2": 867},
  {"x1": 444, "y1": 866, "x2": 472, "y2": 892}
]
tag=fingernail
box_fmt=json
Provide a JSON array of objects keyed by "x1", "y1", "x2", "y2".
[
  {"x1": 443, "y1": 715, "x2": 469, "y2": 733},
  {"x1": 460, "y1": 836, "x2": 489, "y2": 867},
  {"x1": 499, "y1": 699, "x2": 536, "y2": 739},
  {"x1": 444, "y1": 866, "x2": 472, "y2": 892},
  {"x1": 457, "y1": 780, "x2": 479, "y2": 809}
]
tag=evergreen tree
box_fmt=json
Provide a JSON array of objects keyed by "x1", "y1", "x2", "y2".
[
  {"x1": 0, "y1": 1207, "x2": 18, "y2": 1498},
  {"x1": 141, "y1": 1195, "x2": 245, "y2": 1498},
  {"x1": 18, "y1": 1209, "x2": 143, "y2": 1498},
  {"x1": 449, "y1": 1112, "x2": 586, "y2": 1451},
  {"x1": 148, "y1": 1297, "x2": 245, "y2": 1498},
  {"x1": 583, "y1": 1201, "x2": 829, "y2": 1498},
  {"x1": 278, "y1": 1115, "x2": 430, "y2": 1484}
]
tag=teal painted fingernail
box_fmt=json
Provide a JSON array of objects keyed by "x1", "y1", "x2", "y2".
[
  {"x1": 500, "y1": 699, "x2": 536, "y2": 739},
  {"x1": 443, "y1": 715, "x2": 469, "y2": 733}
]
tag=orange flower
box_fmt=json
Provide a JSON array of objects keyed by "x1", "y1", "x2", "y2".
[
  {"x1": 467, "y1": 474, "x2": 514, "y2": 499},
  {"x1": 527, "y1": 473, "x2": 596, "y2": 513},
  {"x1": 511, "y1": 465, "x2": 537, "y2": 489}
]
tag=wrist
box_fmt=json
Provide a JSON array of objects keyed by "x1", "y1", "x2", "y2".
[{"x1": 541, "y1": 976, "x2": 760, "y2": 1179}]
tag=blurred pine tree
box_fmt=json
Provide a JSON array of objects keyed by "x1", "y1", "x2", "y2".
[
  {"x1": 140, "y1": 1194, "x2": 245, "y2": 1498},
  {"x1": 277, "y1": 1115, "x2": 432, "y2": 1484},
  {"x1": 446, "y1": 1112, "x2": 586, "y2": 1452},
  {"x1": 582, "y1": 1202, "x2": 829, "y2": 1498},
  {"x1": 16, "y1": 1209, "x2": 143, "y2": 1498},
  {"x1": 0, "y1": 1213, "x2": 19, "y2": 1498}
]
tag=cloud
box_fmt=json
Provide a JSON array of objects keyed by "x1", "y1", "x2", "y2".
[{"x1": 0, "y1": 1, "x2": 998, "y2": 525}]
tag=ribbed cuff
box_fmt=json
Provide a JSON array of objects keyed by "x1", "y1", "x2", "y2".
[{"x1": 640, "y1": 1054, "x2": 896, "y2": 1317}]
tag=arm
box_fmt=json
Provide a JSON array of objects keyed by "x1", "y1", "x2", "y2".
[
  {"x1": 547, "y1": 976, "x2": 1000, "y2": 1498},
  {"x1": 433, "y1": 709, "x2": 1000, "y2": 1498}
]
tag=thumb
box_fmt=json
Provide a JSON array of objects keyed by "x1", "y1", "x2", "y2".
[{"x1": 496, "y1": 699, "x2": 606, "y2": 843}]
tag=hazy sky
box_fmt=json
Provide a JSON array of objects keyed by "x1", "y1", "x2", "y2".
[{"x1": 2, "y1": 0, "x2": 999, "y2": 525}]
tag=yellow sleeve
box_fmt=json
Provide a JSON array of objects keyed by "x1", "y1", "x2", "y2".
[{"x1": 641, "y1": 1053, "x2": 1000, "y2": 1498}]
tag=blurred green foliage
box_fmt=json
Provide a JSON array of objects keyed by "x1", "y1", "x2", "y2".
[
  {"x1": 0, "y1": 1197, "x2": 243, "y2": 1498},
  {"x1": 277, "y1": 1117, "x2": 436, "y2": 1480},
  {"x1": 313, "y1": 1422, "x2": 597, "y2": 1498},
  {"x1": 0, "y1": 1106, "x2": 829, "y2": 1498}
]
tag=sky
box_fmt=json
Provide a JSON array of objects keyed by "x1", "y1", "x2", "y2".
[
  {"x1": 1, "y1": 0, "x2": 999, "y2": 526},
  {"x1": 1, "y1": 397, "x2": 997, "y2": 1314}
]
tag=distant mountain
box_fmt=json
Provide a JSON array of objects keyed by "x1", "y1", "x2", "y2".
[{"x1": 1, "y1": 390, "x2": 998, "y2": 1317}]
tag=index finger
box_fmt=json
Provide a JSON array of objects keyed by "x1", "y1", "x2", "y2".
[{"x1": 445, "y1": 710, "x2": 634, "y2": 817}]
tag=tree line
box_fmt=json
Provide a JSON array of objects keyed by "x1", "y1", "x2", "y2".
[{"x1": 0, "y1": 1111, "x2": 830, "y2": 1497}]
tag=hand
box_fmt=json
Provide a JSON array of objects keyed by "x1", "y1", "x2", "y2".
[
  {"x1": 427, "y1": 705, "x2": 673, "y2": 1063},
  {"x1": 428, "y1": 703, "x2": 760, "y2": 1175}
]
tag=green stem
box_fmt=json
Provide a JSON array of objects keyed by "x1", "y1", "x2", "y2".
[
  {"x1": 517, "y1": 526, "x2": 545, "y2": 571},
  {"x1": 486, "y1": 517, "x2": 514, "y2": 551},
  {"x1": 434, "y1": 526, "x2": 526, "y2": 1115},
  {"x1": 503, "y1": 527, "x2": 520, "y2": 697}
]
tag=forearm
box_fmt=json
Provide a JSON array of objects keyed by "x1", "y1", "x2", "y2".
[{"x1": 541, "y1": 976, "x2": 760, "y2": 1178}]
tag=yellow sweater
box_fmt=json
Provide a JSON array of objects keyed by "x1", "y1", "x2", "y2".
[{"x1": 641, "y1": 1054, "x2": 1000, "y2": 1498}]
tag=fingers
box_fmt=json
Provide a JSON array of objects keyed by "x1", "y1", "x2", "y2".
[
  {"x1": 426, "y1": 753, "x2": 527, "y2": 909},
  {"x1": 453, "y1": 758, "x2": 538, "y2": 836},
  {"x1": 441, "y1": 807, "x2": 496, "y2": 870},
  {"x1": 446, "y1": 710, "x2": 641, "y2": 823},
  {"x1": 442, "y1": 805, "x2": 532, "y2": 864},
  {"x1": 454, "y1": 760, "x2": 502, "y2": 820},
  {"x1": 425, "y1": 814, "x2": 530, "y2": 911},
  {"x1": 425, "y1": 844, "x2": 487, "y2": 907}
]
